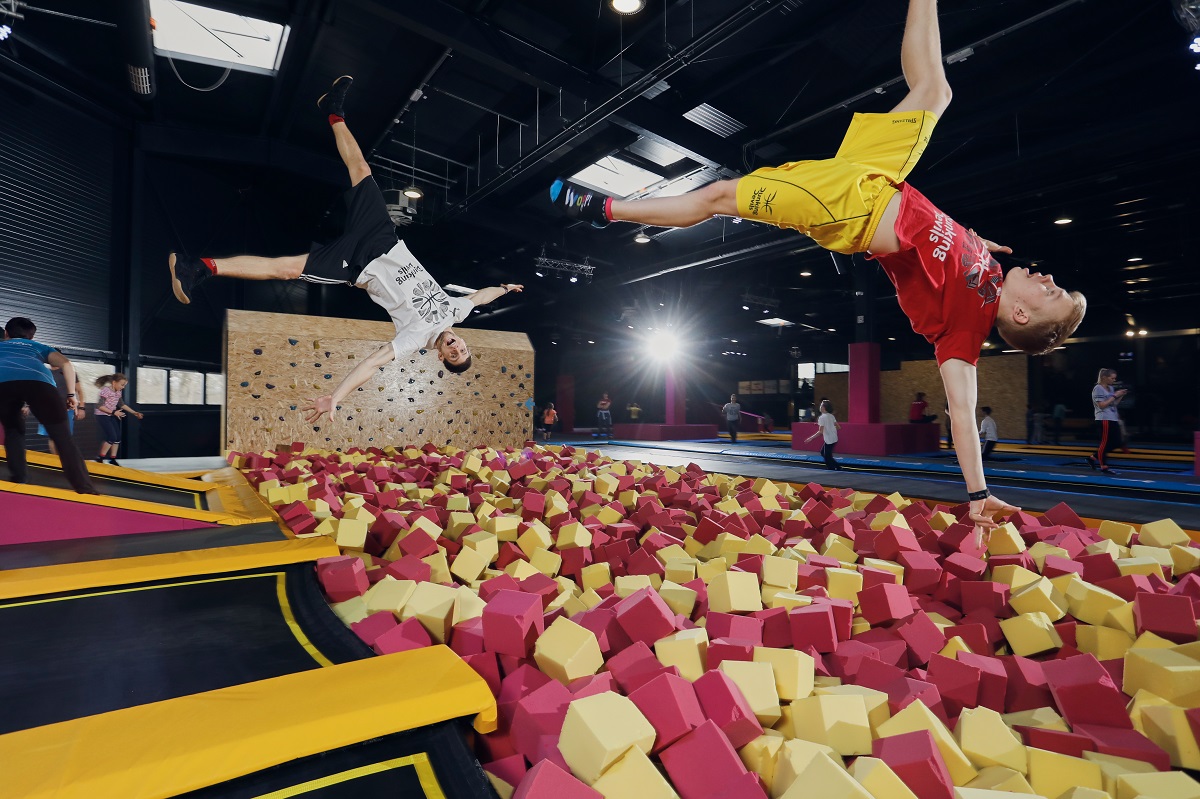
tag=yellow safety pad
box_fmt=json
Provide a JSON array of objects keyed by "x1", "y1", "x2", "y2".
[
  {"x1": 0, "y1": 478, "x2": 252, "y2": 524},
  {"x1": 0, "y1": 537, "x2": 339, "y2": 600},
  {"x1": 0, "y1": 646, "x2": 497, "y2": 799}
]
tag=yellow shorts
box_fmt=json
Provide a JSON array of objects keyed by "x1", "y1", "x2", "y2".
[{"x1": 735, "y1": 110, "x2": 938, "y2": 254}]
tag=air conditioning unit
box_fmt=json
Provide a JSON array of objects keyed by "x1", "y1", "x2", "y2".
[{"x1": 385, "y1": 190, "x2": 417, "y2": 226}]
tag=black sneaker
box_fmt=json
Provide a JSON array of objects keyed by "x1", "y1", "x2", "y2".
[
  {"x1": 1084, "y1": 455, "x2": 1100, "y2": 470},
  {"x1": 549, "y1": 178, "x2": 611, "y2": 228},
  {"x1": 1100, "y1": 467, "x2": 1119, "y2": 476},
  {"x1": 317, "y1": 75, "x2": 354, "y2": 117},
  {"x1": 168, "y1": 252, "x2": 211, "y2": 304},
  {"x1": 107, "y1": 459, "x2": 120, "y2": 467}
]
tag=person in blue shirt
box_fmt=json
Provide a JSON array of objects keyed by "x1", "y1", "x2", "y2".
[{"x1": 0, "y1": 317, "x2": 96, "y2": 493}]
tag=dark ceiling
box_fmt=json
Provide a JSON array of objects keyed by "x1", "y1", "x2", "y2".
[{"x1": 4, "y1": 0, "x2": 1199, "y2": 361}]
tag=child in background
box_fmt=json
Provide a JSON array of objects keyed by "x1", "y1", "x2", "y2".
[
  {"x1": 541, "y1": 403, "x2": 558, "y2": 443},
  {"x1": 979, "y1": 406, "x2": 998, "y2": 461},
  {"x1": 94, "y1": 373, "x2": 144, "y2": 466},
  {"x1": 804, "y1": 399, "x2": 843, "y2": 471}
]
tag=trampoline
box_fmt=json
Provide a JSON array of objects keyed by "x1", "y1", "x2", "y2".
[
  {"x1": 1, "y1": 454, "x2": 209, "y2": 508},
  {"x1": 0, "y1": 560, "x2": 368, "y2": 735}
]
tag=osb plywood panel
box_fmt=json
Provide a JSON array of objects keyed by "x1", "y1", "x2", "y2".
[
  {"x1": 814, "y1": 353, "x2": 1027, "y2": 437},
  {"x1": 224, "y1": 310, "x2": 534, "y2": 453}
]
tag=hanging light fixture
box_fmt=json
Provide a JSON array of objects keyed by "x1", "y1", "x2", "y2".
[
  {"x1": 611, "y1": 0, "x2": 645, "y2": 13},
  {"x1": 634, "y1": 231, "x2": 651, "y2": 244},
  {"x1": 404, "y1": 116, "x2": 422, "y2": 201},
  {"x1": 403, "y1": 185, "x2": 424, "y2": 199}
]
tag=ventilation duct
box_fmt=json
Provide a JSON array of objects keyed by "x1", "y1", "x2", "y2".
[{"x1": 117, "y1": 0, "x2": 156, "y2": 98}]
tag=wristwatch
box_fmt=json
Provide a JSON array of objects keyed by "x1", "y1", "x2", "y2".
[{"x1": 967, "y1": 488, "x2": 990, "y2": 502}]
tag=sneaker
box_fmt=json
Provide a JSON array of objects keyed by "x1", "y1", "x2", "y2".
[
  {"x1": 550, "y1": 178, "x2": 611, "y2": 228},
  {"x1": 107, "y1": 459, "x2": 120, "y2": 467},
  {"x1": 317, "y1": 75, "x2": 354, "y2": 117},
  {"x1": 1084, "y1": 455, "x2": 1099, "y2": 470},
  {"x1": 1100, "y1": 467, "x2": 1119, "y2": 476},
  {"x1": 168, "y1": 252, "x2": 211, "y2": 304}
]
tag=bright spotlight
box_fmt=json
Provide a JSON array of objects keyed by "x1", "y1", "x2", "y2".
[
  {"x1": 570, "y1": 275, "x2": 578, "y2": 283},
  {"x1": 611, "y1": 0, "x2": 645, "y2": 13},
  {"x1": 742, "y1": 305, "x2": 750, "y2": 311},
  {"x1": 1054, "y1": 218, "x2": 1073, "y2": 225},
  {"x1": 644, "y1": 330, "x2": 681, "y2": 362}
]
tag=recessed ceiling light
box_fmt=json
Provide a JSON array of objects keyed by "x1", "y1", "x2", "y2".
[
  {"x1": 634, "y1": 232, "x2": 651, "y2": 244},
  {"x1": 587, "y1": 340, "x2": 595, "y2": 344},
  {"x1": 887, "y1": 337, "x2": 896, "y2": 341},
  {"x1": 610, "y1": 0, "x2": 645, "y2": 13},
  {"x1": 1054, "y1": 218, "x2": 1072, "y2": 225},
  {"x1": 403, "y1": 185, "x2": 423, "y2": 199},
  {"x1": 1127, "y1": 257, "x2": 1142, "y2": 262},
  {"x1": 827, "y1": 328, "x2": 836, "y2": 332},
  {"x1": 1138, "y1": 330, "x2": 1148, "y2": 336},
  {"x1": 1125, "y1": 330, "x2": 1135, "y2": 337},
  {"x1": 800, "y1": 271, "x2": 812, "y2": 277},
  {"x1": 742, "y1": 305, "x2": 750, "y2": 311}
]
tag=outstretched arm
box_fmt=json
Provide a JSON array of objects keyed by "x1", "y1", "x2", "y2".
[
  {"x1": 467, "y1": 284, "x2": 523, "y2": 308},
  {"x1": 939, "y1": 358, "x2": 1020, "y2": 544},
  {"x1": 303, "y1": 343, "x2": 395, "y2": 424}
]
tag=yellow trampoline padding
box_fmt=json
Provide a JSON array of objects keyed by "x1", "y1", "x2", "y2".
[
  {"x1": 0, "y1": 645, "x2": 498, "y2": 799},
  {"x1": 0, "y1": 536, "x2": 339, "y2": 600}
]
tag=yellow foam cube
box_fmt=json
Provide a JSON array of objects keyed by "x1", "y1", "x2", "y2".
[
  {"x1": 462, "y1": 531, "x2": 498, "y2": 564},
  {"x1": 1116, "y1": 770, "x2": 1200, "y2": 799},
  {"x1": 534, "y1": 616, "x2": 604, "y2": 685},
  {"x1": 581, "y1": 562, "x2": 612, "y2": 591},
  {"x1": 422, "y1": 550, "x2": 451, "y2": 584},
  {"x1": 1116, "y1": 556, "x2": 1165, "y2": 581},
  {"x1": 999, "y1": 612, "x2": 1063, "y2": 657},
  {"x1": 696, "y1": 557, "x2": 728, "y2": 584},
  {"x1": 771, "y1": 739, "x2": 844, "y2": 798},
  {"x1": 1124, "y1": 648, "x2": 1200, "y2": 707},
  {"x1": 556, "y1": 521, "x2": 593, "y2": 550},
  {"x1": 557, "y1": 692, "x2": 656, "y2": 784},
  {"x1": 1009, "y1": 578, "x2": 1069, "y2": 621},
  {"x1": 1028, "y1": 542, "x2": 1070, "y2": 572},
  {"x1": 1076, "y1": 624, "x2": 1134, "y2": 661},
  {"x1": 1105, "y1": 601, "x2": 1138, "y2": 636},
  {"x1": 664, "y1": 557, "x2": 698, "y2": 585},
  {"x1": 876, "y1": 700, "x2": 977, "y2": 786},
  {"x1": 720, "y1": 660, "x2": 783, "y2": 726},
  {"x1": 814, "y1": 684, "x2": 892, "y2": 735},
  {"x1": 708, "y1": 570, "x2": 765, "y2": 614},
  {"x1": 987, "y1": 523, "x2": 1027, "y2": 555},
  {"x1": 740, "y1": 734, "x2": 785, "y2": 789},
  {"x1": 654, "y1": 628, "x2": 709, "y2": 682},
  {"x1": 451, "y1": 586, "x2": 486, "y2": 626},
  {"x1": 786, "y1": 694, "x2": 872, "y2": 756},
  {"x1": 862, "y1": 558, "x2": 904, "y2": 583},
  {"x1": 1098, "y1": 519, "x2": 1136, "y2": 547},
  {"x1": 334, "y1": 517, "x2": 368, "y2": 551},
  {"x1": 991, "y1": 564, "x2": 1040, "y2": 591},
  {"x1": 590, "y1": 746, "x2": 680, "y2": 799},
  {"x1": 763, "y1": 555, "x2": 800, "y2": 590},
  {"x1": 954, "y1": 707, "x2": 1028, "y2": 774},
  {"x1": 940, "y1": 636, "x2": 974, "y2": 659},
  {"x1": 963, "y1": 766, "x2": 1035, "y2": 794},
  {"x1": 364, "y1": 577, "x2": 417, "y2": 618},
  {"x1": 755, "y1": 646, "x2": 816, "y2": 702},
  {"x1": 1172, "y1": 545, "x2": 1200, "y2": 578},
  {"x1": 1001, "y1": 706, "x2": 1069, "y2": 732},
  {"x1": 399, "y1": 581, "x2": 458, "y2": 642},
  {"x1": 848, "y1": 756, "x2": 919, "y2": 799},
  {"x1": 1127, "y1": 689, "x2": 1175, "y2": 737},
  {"x1": 1056, "y1": 788, "x2": 1115, "y2": 799},
  {"x1": 1082, "y1": 751, "x2": 1158, "y2": 796},
  {"x1": 530, "y1": 547, "x2": 562, "y2": 578},
  {"x1": 408, "y1": 515, "x2": 443, "y2": 540},
  {"x1": 826, "y1": 567, "x2": 864, "y2": 604},
  {"x1": 517, "y1": 524, "x2": 553, "y2": 559},
  {"x1": 1063, "y1": 579, "x2": 1131, "y2": 627},
  {"x1": 1141, "y1": 705, "x2": 1200, "y2": 769},
  {"x1": 658, "y1": 580, "x2": 698, "y2": 618},
  {"x1": 614, "y1": 574, "x2": 655, "y2": 597},
  {"x1": 1139, "y1": 518, "x2": 1192, "y2": 548},
  {"x1": 953, "y1": 790, "x2": 1042, "y2": 799},
  {"x1": 1027, "y1": 747, "x2": 1103, "y2": 799},
  {"x1": 331, "y1": 594, "x2": 370, "y2": 624},
  {"x1": 779, "y1": 752, "x2": 872, "y2": 799},
  {"x1": 450, "y1": 545, "x2": 489, "y2": 584}
]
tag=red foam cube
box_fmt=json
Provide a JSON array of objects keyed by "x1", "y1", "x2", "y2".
[
  {"x1": 692, "y1": 670, "x2": 764, "y2": 748},
  {"x1": 512, "y1": 759, "x2": 602, "y2": 799},
  {"x1": 858, "y1": 582, "x2": 915, "y2": 626},
  {"x1": 483, "y1": 589, "x2": 546, "y2": 658},
  {"x1": 1041, "y1": 654, "x2": 1133, "y2": 730},
  {"x1": 873, "y1": 729, "x2": 954, "y2": 799},
  {"x1": 629, "y1": 671, "x2": 706, "y2": 753},
  {"x1": 1134, "y1": 592, "x2": 1198, "y2": 644},
  {"x1": 659, "y1": 720, "x2": 750, "y2": 799},
  {"x1": 614, "y1": 587, "x2": 678, "y2": 647}
]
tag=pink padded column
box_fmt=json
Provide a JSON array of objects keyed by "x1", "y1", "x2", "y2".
[
  {"x1": 848, "y1": 342, "x2": 881, "y2": 423},
  {"x1": 665, "y1": 368, "x2": 686, "y2": 425}
]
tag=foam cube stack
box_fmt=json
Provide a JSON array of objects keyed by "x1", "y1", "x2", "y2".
[{"x1": 233, "y1": 441, "x2": 1200, "y2": 799}]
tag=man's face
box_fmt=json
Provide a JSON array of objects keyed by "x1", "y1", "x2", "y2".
[
  {"x1": 436, "y1": 330, "x2": 470, "y2": 365},
  {"x1": 1005, "y1": 266, "x2": 1075, "y2": 324}
]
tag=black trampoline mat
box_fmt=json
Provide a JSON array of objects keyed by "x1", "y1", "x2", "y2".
[
  {"x1": 0, "y1": 563, "x2": 369, "y2": 734},
  {"x1": 1, "y1": 458, "x2": 205, "y2": 509},
  {"x1": 180, "y1": 720, "x2": 495, "y2": 799}
]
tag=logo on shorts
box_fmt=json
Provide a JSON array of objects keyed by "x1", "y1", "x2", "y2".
[
  {"x1": 341, "y1": 260, "x2": 349, "y2": 269},
  {"x1": 747, "y1": 186, "x2": 776, "y2": 217},
  {"x1": 893, "y1": 117, "x2": 919, "y2": 124}
]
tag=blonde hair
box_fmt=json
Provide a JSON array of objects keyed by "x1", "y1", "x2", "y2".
[
  {"x1": 997, "y1": 291, "x2": 1087, "y2": 356},
  {"x1": 95, "y1": 372, "x2": 128, "y2": 388},
  {"x1": 1097, "y1": 367, "x2": 1116, "y2": 383}
]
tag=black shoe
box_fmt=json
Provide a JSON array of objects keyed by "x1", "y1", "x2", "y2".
[
  {"x1": 168, "y1": 252, "x2": 210, "y2": 304},
  {"x1": 1085, "y1": 455, "x2": 1100, "y2": 470},
  {"x1": 107, "y1": 459, "x2": 120, "y2": 467},
  {"x1": 1100, "y1": 467, "x2": 1119, "y2": 476},
  {"x1": 317, "y1": 75, "x2": 354, "y2": 117},
  {"x1": 549, "y1": 178, "x2": 611, "y2": 228},
  {"x1": 94, "y1": 458, "x2": 105, "y2": 463}
]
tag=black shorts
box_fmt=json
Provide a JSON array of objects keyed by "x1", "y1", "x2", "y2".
[
  {"x1": 303, "y1": 177, "x2": 398, "y2": 284},
  {"x1": 0, "y1": 380, "x2": 67, "y2": 429}
]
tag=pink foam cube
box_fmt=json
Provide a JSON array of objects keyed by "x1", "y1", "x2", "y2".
[
  {"x1": 1041, "y1": 654, "x2": 1133, "y2": 729},
  {"x1": 483, "y1": 589, "x2": 547, "y2": 658},
  {"x1": 858, "y1": 582, "x2": 915, "y2": 626},
  {"x1": 372, "y1": 616, "x2": 433, "y2": 655},
  {"x1": 693, "y1": 670, "x2": 763, "y2": 748},
  {"x1": 706, "y1": 612, "x2": 764, "y2": 644},
  {"x1": 629, "y1": 671, "x2": 707, "y2": 753},
  {"x1": 894, "y1": 611, "x2": 948, "y2": 667},
  {"x1": 614, "y1": 587, "x2": 677, "y2": 647},
  {"x1": 511, "y1": 680, "x2": 573, "y2": 763},
  {"x1": 1134, "y1": 592, "x2": 1198, "y2": 644},
  {"x1": 512, "y1": 759, "x2": 602, "y2": 799},
  {"x1": 316, "y1": 556, "x2": 369, "y2": 602},
  {"x1": 789, "y1": 604, "x2": 838, "y2": 653},
  {"x1": 873, "y1": 729, "x2": 954, "y2": 799},
  {"x1": 659, "y1": 720, "x2": 750, "y2": 799},
  {"x1": 350, "y1": 610, "x2": 399, "y2": 647}
]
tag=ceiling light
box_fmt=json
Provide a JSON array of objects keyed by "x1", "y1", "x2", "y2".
[
  {"x1": 610, "y1": 0, "x2": 645, "y2": 13},
  {"x1": 887, "y1": 337, "x2": 896, "y2": 341},
  {"x1": 1138, "y1": 329, "x2": 1148, "y2": 336},
  {"x1": 742, "y1": 305, "x2": 750, "y2": 311},
  {"x1": 1054, "y1": 218, "x2": 1072, "y2": 225},
  {"x1": 1125, "y1": 330, "x2": 1135, "y2": 337},
  {"x1": 757, "y1": 318, "x2": 795, "y2": 327},
  {"x1": 827, "y1": 328, "x2": 836, "y2": 332},
  {"x1": 403, "y1": 185, "x2": 423, "y2": 199},
  {"x1": 1127, "y1": 257, "x2": 1142, "y2": 262},
  {"x1": 730, "y1": 339, "x2": 738, "y2": 343},
  {"x1": 763, "y1": 309, "x2": 770, "y2": 314},
  {"x1": 535, "y1": 270, "x2": 545, "y2": 277},
  {"x1": 800, "y1": 271, "x2": 812, "y2": 277},
  {"x1": 627, "y1": 325, "x2": 634, "y2": 329},
  {"x1": 634, "y1": 232, "x2": 651, "y2": 244},
  {"x1": 570, "y1": 276, "x2": 578, "y2": 283},
  {"x1": 588, "y1": 340, "x2": 595, "y2": 344}
]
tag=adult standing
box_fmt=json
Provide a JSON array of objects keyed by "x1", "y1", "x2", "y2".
[
  {"x1": 1087, "y1": 368, "x2": 1126, "y2": 475},
  {"x1": 596, "y1": 393, "x2": 613, "y2": 438},
  {"x1": 909, "y1": 392, "x2": 938, "y2": 424},
  {"x1": 722, "y1": 394, "x2": 743, "y2": 444},
  {"x1": 0, "y1": 317, "x2": 96, "y2": 493},
  {"x1": 804, "y1": 399, "x2": 843, "y2": 470},
  {"x1": 979, "y1": 406, "x2": 998, "y2": 460}
]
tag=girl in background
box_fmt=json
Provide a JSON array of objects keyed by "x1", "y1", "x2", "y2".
[
  {"x1": 94, "y1": 373, "x2": 144, "y2": 466},
  {"x1": 804, "y1": 399, "x2": 842, "y2": 470}
]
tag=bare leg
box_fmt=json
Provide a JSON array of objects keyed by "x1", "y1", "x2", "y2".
[
  {"x1": 331, "y1": 119, "x2": 372, "y2": 186},
  {"x1": 889, "y1": 0, "x2": 952, "y2": 116},
  {"x1": 98, "y1": 442, "x2": 111, "y2": 458},
  {"x1": 209, "y1": 254, "x2": 308, "y2": 280},
  {"x1": 609, "y1": 180, "x2": 739, "y2": 228}
]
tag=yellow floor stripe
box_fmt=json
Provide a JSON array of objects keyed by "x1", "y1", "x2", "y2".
[{"x1": 253, "y1": 753, "x2": 444, "y2": 799}]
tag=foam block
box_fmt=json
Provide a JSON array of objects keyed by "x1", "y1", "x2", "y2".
[
  {"x1": 534, "y1": 616, "x2": 604, "y2": 685},
  {"x1": 718, "y1": 660, "x2": 782, "y2": 727},
  {"x1": 484, "y1": 589, "x2": 547, "y2": 658},
  {"x1": 627, "y1": 671, "x2": 705, "y2": 753},
  {"x1": 658, "y1": 720, "x2": 750, "y2": 799},
  {"x1": 873, "y1": 729, "x2": 955, "y2": 799},
  {"x1": 1026, "y1": 747, "x2": 1104, "y2": 799},
  {"x1": 589, "y1": 746, "x2": 681, "y2": 799},
  {"x1": 557, "y1": 691, "x2": 657, "y2": 785},
  {"x1": 693, "y1": 669, "x2": 764, "y2": 749},
  {"x1": 512, "y1": 759, "x2": 603, "y2": 799}
]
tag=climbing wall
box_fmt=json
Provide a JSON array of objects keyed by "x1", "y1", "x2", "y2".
[{"x1": 224, "y1": 309, "x2": 535, "y2": 453}]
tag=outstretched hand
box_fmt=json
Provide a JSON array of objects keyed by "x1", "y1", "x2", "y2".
[
  {"x1": 968, "y1": 228, "x2": 1012, "y2": 255},
  {"x1": 969, "y1": 493, "x2": 1021, "y2": 548},
  {"x1": 302, "y1": 395, "x2": 336, "y2": 424},
  {"x1": 502, "y1": 284, "x2": 525, "y2": 293}
]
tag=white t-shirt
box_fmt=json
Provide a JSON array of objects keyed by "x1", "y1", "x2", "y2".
[
  {"x1": 979, "y1": 416, "x2": 998, "y2": 441},
  {"x1": 817, "y1": 412, "x2": 838, "y2": 444},
  {"x1": 355, "y1": 240, "x2": 474, "y2": 359}
]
